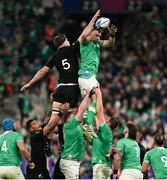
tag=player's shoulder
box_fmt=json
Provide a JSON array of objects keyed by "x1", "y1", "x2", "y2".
[
  {"x1": 118, "y1": 137, "x2": 127, "y2": 144},
  {"x1": 12, "y1": 131, "x2": 22, "y2": 137},
  {"x1": 147, "y1": 147, "x2": 159, "y2": 155}
]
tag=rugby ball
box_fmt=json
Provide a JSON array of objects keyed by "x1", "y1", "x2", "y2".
[{"x1": 95, "y1": 17, "x2": 110, "y2": 29}]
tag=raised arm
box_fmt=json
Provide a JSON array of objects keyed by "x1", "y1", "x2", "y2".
[
  {"x1": 113, "y1": 150, "x2": 122, "y2": 179},
  {"x1": 94, "y1": 87, "x2": 105, "y2": 124},
  {"x1": 101, "y1": 24, "x2": 117, "y2": 48},
  {"x1": 20, "y1": 66, "x2": 50, "y2": 91},
  {"x1": 75, "y1": 90, "x2": 90, "y2": 120},
  {"x1": 78, "y1": 10, "x2": 100, "y2": 43}
]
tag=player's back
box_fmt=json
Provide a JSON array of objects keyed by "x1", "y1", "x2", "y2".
[
  {"x1": 79, "y1": 40, "x2": 102, "y2": 76},
  {"x1": 146, "y1": 147, "x2": 167, "y2": 179},
  {"x1": 0, "y1": 131, "x2": 22, "y2": 166},
  {"x1": 45, "y1": 42, "x2": 80, "y2": 84},
  {"x1": 117, "y1": 137, "x2": 141, "y2": 170}
]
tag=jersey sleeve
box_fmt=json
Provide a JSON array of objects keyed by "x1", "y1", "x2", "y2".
[
  {"x1": 45, "y1": 54, "x2": 56, "y2": 69},
  {"x1": 84, "y1": 102, "x2": 96, "y2": 125},
  {"x1": 99, "y1": 123, "x2": 113, "y2": 143},
  {"x1": 71, "y1": 41, "x2": 80, "y2": 52},
  {"x1": 65, "y1": 116, "x2": 80, "y2": 129},
  {"x1": 16, "y1": 133, "x2": 24, "y2": 143},
  {"x1": 143, "y1": 151, "x2": 150, "y2": 164},
  {"x1": 116, "y1": 139, "x2": 125, "y2": 153}
]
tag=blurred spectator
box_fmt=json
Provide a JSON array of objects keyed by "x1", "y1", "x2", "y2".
[{"x1": 0, "y1": 1, "x2": 167, "y2": 178}]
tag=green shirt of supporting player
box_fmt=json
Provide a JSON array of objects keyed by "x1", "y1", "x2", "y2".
[
  {"x1": 79, "y1": 40, "x2": 102, "y2": 76},
  {"x1": 92, "y1": 123, "x2": 113, "y2": 167},
  {"x1": 0, "y1": 131, "x2": 23, "y2": 166},
  {"x1": 61, "y1": 117, "x2": 85, "y2": 161},
  {"x1": 144, "y1": 147, "x2": 167, "y2": 179},
  {"x1": 116, "y1": 137, "x2": 141, "y2": 170}
]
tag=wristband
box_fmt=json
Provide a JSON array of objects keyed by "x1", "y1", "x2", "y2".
[{"x1": 113, "y1": 169, "x2": 118, "y2": 174}]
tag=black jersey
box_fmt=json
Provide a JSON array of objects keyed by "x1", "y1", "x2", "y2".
[
  {"x1": 45, "y1": 41, "x2": 80, "y2": 84},
  {"x1": 30, "y1": 131, "x2": 47, "y2": 169}
]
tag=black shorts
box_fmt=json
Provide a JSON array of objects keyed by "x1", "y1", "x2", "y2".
[{"x1": 52, "y1": 85, "x2": 80, "y2": 108}]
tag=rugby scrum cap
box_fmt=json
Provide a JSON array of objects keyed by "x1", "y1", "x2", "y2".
[{"x1": 2, "y1": 118, "x2": 15, "y2": 131}]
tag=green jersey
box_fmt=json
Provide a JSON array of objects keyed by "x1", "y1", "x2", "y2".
[
  {"x1": 79, "y1": 40, "x2": 102, "y2": 76},
  {"x1": 144, "y1": 147, "x2": 167, "y2": 179},
  {"x1": 92, "y1": 123, "x2": 113, "y2": 167},
  {"x1": 0, "y1": 131, "x2": 23, "y2": 166},
  {"x1": 116, "y1": 137, "x2": 141, "y2": 170},
  {"x1": 61, "y1": 117, "x2": 85, "y2": 161}
]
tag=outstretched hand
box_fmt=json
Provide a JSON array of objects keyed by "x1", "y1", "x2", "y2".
[
  {"x1": 92, "y1": 10, "x2": 101, "y2": 22},
  {"x1": 108, "y1": 24, "x2": 118, "y2": 36}
]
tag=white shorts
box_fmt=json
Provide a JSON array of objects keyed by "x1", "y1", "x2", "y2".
[
  {"x1": 78, "y1": 76, "x2": 99, "y2": 96},
  {"x1": 119, "y1": 169, "x2": 143, "y2": 180},
  {"x1": 0, "y1": 166, "x2": 24, "y2": 179},
  {"x1": 93, "y1": 164, "x2": 111, "y2": 180},
  {"x1": 60, "y1": 159, "x2": 80, "y2": 180}
]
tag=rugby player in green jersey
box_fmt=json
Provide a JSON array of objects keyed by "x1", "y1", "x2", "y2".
[
  {"x1": 59, "y1": 89, "x2": 90, "y2": 179},
  {"x1": 0, "y1": 118, "x2": 34, "y2": 179},
  {"x1": 77, "y1": 10, "x2": 118, "y2": 142},
  {"x1": 91, "y1": 87, "x2": 119, "y2": 180},
  {"x1": 78, "y1": 11, "x2": 117, "y2": 96},
  {"x1": 113, "y1": 123, "x2": 143, "y2": 180},
  {"x1": 141, "y1": 133, "x2": 167, "y2": 179}
]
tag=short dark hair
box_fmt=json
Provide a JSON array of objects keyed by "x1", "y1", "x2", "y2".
[
  {"x1": 110, "y1": 116, "x2": 119, "y2": 130},
  {"x1": 53, "y1": 34, "x2": 66, "y2": 48},
  {"x1": 155, "y1": 133, "x2": 164, "y2": 146},
  {"x1": 26, "y1": 119, "x2": 35, "y2": 130},
  {"x1": 127, "y1": 123, "x2": 137, "y2": 140},
  {"x1": 137, "y1": 130, "x2": 144, "y2": 142}
]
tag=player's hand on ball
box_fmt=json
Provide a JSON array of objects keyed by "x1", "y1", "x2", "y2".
[
  {"x1": 20, "y1": 83, "x2": 31, "y2": 91},
  {"x1": 28, "y1": 161, "x2": 35, "y2": 169},
  {"x1": 108, "y1": 24, "x2": 118, "y2": 36}
]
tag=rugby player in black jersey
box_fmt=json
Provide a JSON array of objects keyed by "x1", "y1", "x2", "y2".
[
  {"x1": 26, "y1": 117, "x2": 51, "y2": 179},
  {"x1": 20, "y1": 10, "x2": 100, "y2": 137}
]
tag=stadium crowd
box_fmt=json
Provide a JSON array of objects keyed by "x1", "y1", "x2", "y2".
[{"x1": 0, "y1": 0, "x2": 167, "y2": 179}]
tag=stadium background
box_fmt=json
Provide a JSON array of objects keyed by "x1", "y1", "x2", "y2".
[{"x1": 0, "y1": 0, "x2": 167, "y2": 178}]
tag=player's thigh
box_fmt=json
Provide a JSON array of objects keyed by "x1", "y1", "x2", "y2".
[
  {"x1": 78, "y1": 76, "x2": 99, "y2": 96},
  {"x1": 0, "y1": 166, "x2": 24, "y2": 179},
  {"x1": 119, "y1": 169, "x2": 143, "y2": 180},
  {"x1": 78, "y1": 76, "x2": 99, "y2": 89},
  {"x1": 93, "y1": 164, "x2": 110, "y2": 180},
  {"x1": 52, "y1": 86, "x2": 66, "y2": 105},
  {"x1": 60, "y1": 159, "x2": 80, "y2": 180},
  {"x1": 64, "y1": 86, "x2": 80, "y2": 108}
]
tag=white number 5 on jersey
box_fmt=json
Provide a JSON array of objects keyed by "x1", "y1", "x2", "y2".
[
  {"x1": 1, "y1": 140, "x2": 8, "y2": 152},
  {"x1": 62, "y1": 59, "x2": 70, "y2": 70},
  {"x1": 161, "y1": 156, "x2": 167, "y2": 167}
]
